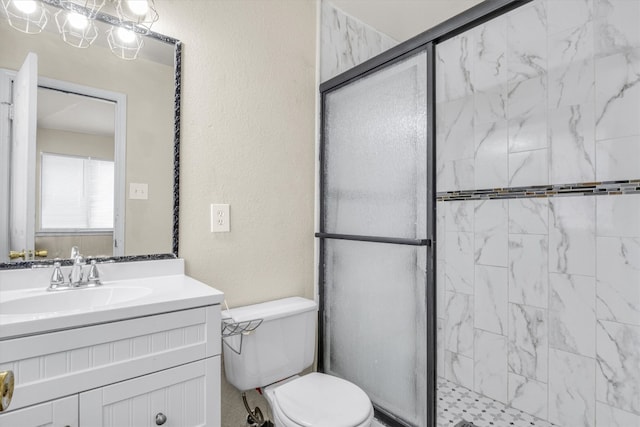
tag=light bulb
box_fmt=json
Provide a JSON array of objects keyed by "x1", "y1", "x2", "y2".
[
  {"x1": 67, "y1": 12, "x2": 88, "y2": 30},
  {"x1": 126, "y1": 0, "x2": 149, "y2": 16},
  {"x1": 12, "y1": 0, "x2": 37, "y2": 14},
  {"x1": 116, "y1": 27, "x2": 136, "y2": 44}
]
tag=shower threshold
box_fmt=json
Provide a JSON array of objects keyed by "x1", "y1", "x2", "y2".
[{"x1": 437, "y1": 378, "x2": 557, "y2": 427}]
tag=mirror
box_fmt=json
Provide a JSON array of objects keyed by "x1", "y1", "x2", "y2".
[{"x1": 0, "y1": 0, "x2": 180, "y2": 268}]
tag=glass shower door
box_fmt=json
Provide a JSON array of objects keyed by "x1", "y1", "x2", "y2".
[{"x1": 319, "y1": 50, "x2": 429, "y2": 426}]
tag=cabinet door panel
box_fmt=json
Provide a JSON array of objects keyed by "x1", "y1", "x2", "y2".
[
  {"x1": 1, "y1": 306, "x2": 219, "y2": 413},
  {"x1": 80, "y1": 357, "x2": 220, "y2": 427},
  {"x1": 0, "y1": 395, "x2": 77, "y2": 427}
]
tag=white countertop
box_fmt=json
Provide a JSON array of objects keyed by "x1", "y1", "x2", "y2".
[{"x1": 0, "y1": 260, "x2": 224, "y2": 340}]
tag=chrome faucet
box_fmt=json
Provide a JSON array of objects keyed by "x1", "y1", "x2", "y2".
[
  {"x1": 69, "y1": 252, "x2": 85, "y2": 285},
  {"x1": 47, "y1": 248, "x2": 102, "y2": 291}
]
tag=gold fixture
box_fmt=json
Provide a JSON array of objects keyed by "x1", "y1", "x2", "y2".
[
  {"x1": 9, "y1": 250, "x2": 26, "y2": 259},
  {"x1": 9, "y1": 249, "x2": 48, "y2": 259},
  {"x1": 0, "y1": 370, "x2": 15, "y2": 412}
]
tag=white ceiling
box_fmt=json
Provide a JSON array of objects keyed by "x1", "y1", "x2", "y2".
[
  {"x1": 37, "y1": 87, "x2": 115, "y2": 137},
  {"x1": 328, "y1": 0, "x2": 484, "y2": 42}
]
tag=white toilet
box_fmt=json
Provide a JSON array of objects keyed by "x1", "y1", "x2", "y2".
[{"x1": 222, "y1": 297, "x2": 374, "y2": 427}]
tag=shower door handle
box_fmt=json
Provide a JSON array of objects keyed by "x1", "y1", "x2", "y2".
[{"x1": 315, "y1": 232, "x2": 430, "y2": 246}]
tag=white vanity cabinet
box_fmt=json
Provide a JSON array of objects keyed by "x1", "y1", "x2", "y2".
[
  {"x1": 0, "y1": 304, "x2": 222, "y2": 427},
  {"x1": 80, "y1": 357, "x2": 218, "y2": 427},
  {"x1": 0, "y1": 395, "x2": 78, "y2": 427}
]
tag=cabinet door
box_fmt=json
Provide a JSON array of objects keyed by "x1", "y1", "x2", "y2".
[
  {"x1": 80, "y1": 356, "x2": 220, "y2": 427},
  {"x1": 0, "y1": 395, "x2": 77, "y2": 427}
]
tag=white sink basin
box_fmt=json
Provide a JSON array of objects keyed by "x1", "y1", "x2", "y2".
[
  {"x1": 0, "y1": 260, "x2": 225, "y2": 339},
  {"x1": 0, "y1": 286, "x2": 152, "y2": 315}
]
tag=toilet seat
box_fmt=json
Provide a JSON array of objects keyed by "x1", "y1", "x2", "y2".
[{"x1": 266, "y1": 373, "x2": 373, "y2": 427}]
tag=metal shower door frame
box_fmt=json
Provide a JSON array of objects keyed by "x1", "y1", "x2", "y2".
[{"x1": 316, "y1": 1, "x2": 532, "y2": 426}]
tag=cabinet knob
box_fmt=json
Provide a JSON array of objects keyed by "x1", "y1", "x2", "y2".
[
  {"x1": 155, "y1": 412, "x2": 167, "y2": 425},
  {"x1": 0, "y1": 370, "x2": 14, "y2": 412}
]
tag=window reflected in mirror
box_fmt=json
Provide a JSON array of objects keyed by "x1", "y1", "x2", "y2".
[
  {"x1": 35, "y1": 87, "x2": 117, "y2": 259},
  {"x1": 41, "y1": 154, "x2": 114, "y2": 231}
]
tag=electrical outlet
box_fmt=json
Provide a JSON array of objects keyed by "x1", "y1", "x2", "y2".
[
  {"x1": 129, "y1": 183, "x2": 148, "y2": 200},
  {"x1": 210, "y1": 204, "x2": 230, "y2": 232}
]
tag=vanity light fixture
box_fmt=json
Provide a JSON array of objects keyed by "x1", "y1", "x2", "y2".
[
  {"x1": 55, "y1": 9, "x2": 99, "y2": 48},
  {"x1": 12, "y1": 0, "x2": 36, "y2": 12},
  {"x1": 1, "y1": 0, "x2": 49, "y2": 34},
  {"x1": 115, "y1": 0, "x2": 158, "y2": 34},
  {"x1": 1, "y1": 0, "x2": 158, "y2": 59},
  {"x1": 59, "y1": 0, "x2": 105, "y2": 19},
  {"x1": 106, "y1": 24, "x2": 143, "y2": 60},
  {"x1": 54, "y1": 0, "x2": 102, "y2": 48},
  {"x1": 67, "y1": 11, "x2": 89, "y2": 28}
]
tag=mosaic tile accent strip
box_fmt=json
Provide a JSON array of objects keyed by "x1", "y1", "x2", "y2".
[
  {"x1": 0, "y1": 253, "x2": 177, "y2": 270},
  {"x1": 436, "y1": 180, "x2": 640, "y2": 201},
  {"x1": 437, "y1": 378, "x2": 556, "y2": 427}
]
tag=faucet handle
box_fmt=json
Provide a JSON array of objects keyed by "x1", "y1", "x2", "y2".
[
  {"x1": 49, "y1": 262, "x2": 66, "y2": 290},
  {"x1": 87, "y1": 260, "x2": 101, "y2": 286}
]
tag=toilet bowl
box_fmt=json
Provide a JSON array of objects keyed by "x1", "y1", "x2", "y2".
[
  {"x1": 264, "y1": 373, "x2": 374, "y2": 427},
  {"x1": 222, "y1": 297, "x2": 373, "y2": 427}
]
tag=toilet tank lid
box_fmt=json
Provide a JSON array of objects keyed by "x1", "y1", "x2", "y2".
[{"x1": 222, "y1": 297, "x2": 317, "y2": 323}]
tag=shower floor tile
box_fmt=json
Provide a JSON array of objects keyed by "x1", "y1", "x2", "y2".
[{"x1": 437, "y1": 378, "x2": 556, "y2": 427}]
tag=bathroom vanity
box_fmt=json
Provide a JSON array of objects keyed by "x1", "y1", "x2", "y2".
[{"x1": 0, "y1": 259, "x2": 223, "y2": 427}]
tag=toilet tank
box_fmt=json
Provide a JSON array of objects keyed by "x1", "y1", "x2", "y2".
[{"x1": 222, "y1": 297, "x2": 317, "y2": 391}]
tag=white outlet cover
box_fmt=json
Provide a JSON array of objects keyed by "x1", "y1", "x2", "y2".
[
  {"x1": 130, "y1": 183, "x2": 148, "y2": 200},
  {"x1": 210, "y1": 203, "x2": 230, "y2": 232}
]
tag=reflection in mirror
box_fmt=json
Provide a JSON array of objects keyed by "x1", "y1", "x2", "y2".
[
  {"x1": 0, "y1": 0, "x2": 180, "y2": 268},
  {"x1": 36, "y1": 87, "x2": 118, "y2": 260}
]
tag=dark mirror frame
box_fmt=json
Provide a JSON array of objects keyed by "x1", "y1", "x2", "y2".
[{"x1": 0, "y1": 0, "x2": 181, "y2": 270}]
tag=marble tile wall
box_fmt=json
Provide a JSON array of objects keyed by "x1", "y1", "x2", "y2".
[
  {"x1": 436, "y1": 0, "x2": 640, "y2": 193},
  {"x1": 436, "y1": 1, "x2": 640, "y2": 426},
  {"x1": 437, "y1": 194, "x2": 640, "y2": 426},
  {"x1": 320, "y1": 1, "x2": 398, "y2": 83}
]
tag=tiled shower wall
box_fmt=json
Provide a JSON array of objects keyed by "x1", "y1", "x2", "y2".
[
  {"x1": 435, "y1": 1, "x2": 640, "y2": 426},
  {"x1": 320, "y1": 1, "x2": 397, "y2": 82},
  {"x1": 436, "y1": 0, "x2": 640, "y2": 191}
]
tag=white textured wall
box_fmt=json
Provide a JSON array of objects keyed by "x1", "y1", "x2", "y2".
[
  {"x1": 152, "y1": 2, "x2": 317, "y2": 425},
  {"x1": 153, "y1": 0, "x2": 316, "y2": 308}
]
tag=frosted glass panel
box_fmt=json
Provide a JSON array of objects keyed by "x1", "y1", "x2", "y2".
[
  {"x1": 324, "y1": 239, "x2": 427, "y2": 426},
  {"x1": 323, "y1": 51, "x2": 427, "y2": 239}
]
